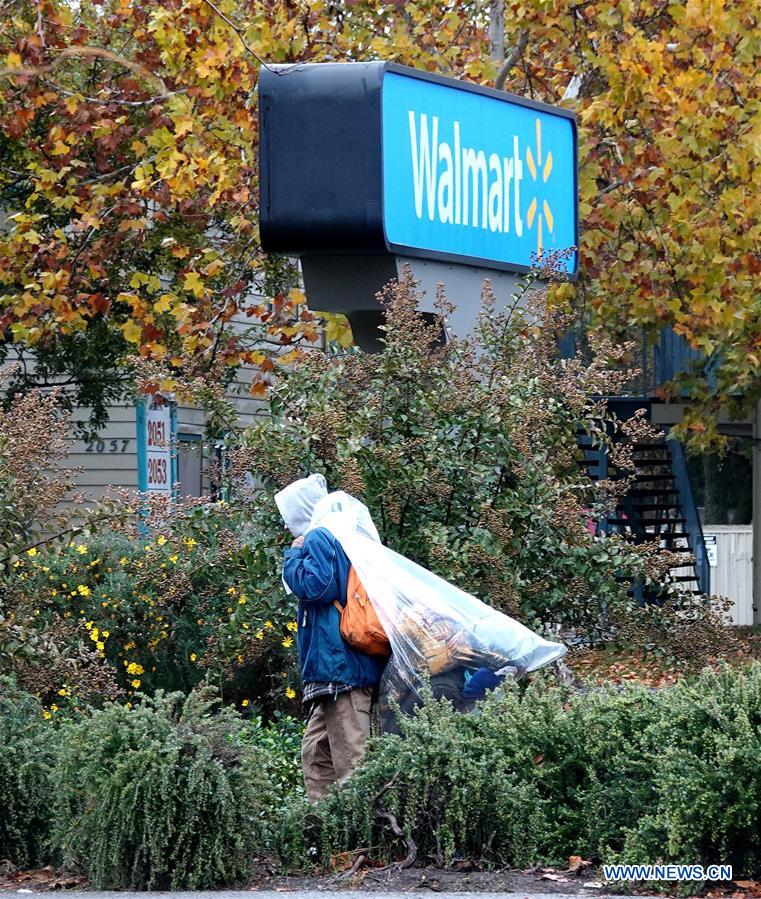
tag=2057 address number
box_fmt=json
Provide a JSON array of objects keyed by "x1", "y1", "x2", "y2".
[{"x1": 85, "y1": 439, "x2": 130, "y2": 453}]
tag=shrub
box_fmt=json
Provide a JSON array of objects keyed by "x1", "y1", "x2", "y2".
[
  {"x1": 0, "y1": 677, "x2": 55, "y2": 868},
  {"x1": 240, "y1": 712, "x2": 305, "y2": 808},
  {"x1": 3, "y1": 503, "x2": 301, "y2": 714},
  {"x1": 312, "y1": 665, "x2": 761, "y2": 876},
  {"x1": 236, "y1": 268, "x2": 694, "y2": 644},
  {"x1": 52, "y1": 686, "x2": 273, "y2": 889}
]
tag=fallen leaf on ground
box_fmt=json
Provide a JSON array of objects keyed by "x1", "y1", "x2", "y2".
[{"x1": 569, "y1": 855, "x2": 594, "y2": 873}]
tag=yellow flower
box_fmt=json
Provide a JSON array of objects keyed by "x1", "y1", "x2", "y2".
[
  {"x1": 13, "y1": 560, "x2": 21, "y2": 568},
  {"x1": 190, "y1": 653, "x2": 197, "y2": 662},
  {"x1": 126, "y1": 662, "x2": 144, "y2": 675},
  {"x1": 227, "y1": 586, "x2": 237, "y2": 595},
  {"x1": 57, "y1": 688, "x2": 69, "y2": 697},
  {"x1": 255, "y1": 630, "x2": 264, "y2": 640},
  {"x1": 42, "y1": 709, "x2": 52, "y2": 720},
  {"x1": 96, "y1": 641, "x2": 105, "y2": 651},
  {"x1": 287, "y1": 620, "x2": 298, "y2": 632},
  {"x1": 227, "y1": 607, "x2": 233, "y2": 614},
  {"x1": 282, "y1": 636, "x2": 293, "y2": 648},
  {"x1": 119, "y1": 556, "x2": 128, "y2": 565},
  {"x1": 156, "y1": 535, "x2": 167, "y2": 546},
  {"x1": 76, "y1": 544, "x2": 87, "y2": 554},
  {"x1": 77, "y1": 584, "x2": 91, "y2": 596},
  {"x1": 131, "y1": 678, "x2": 141, "y2": 688},
  {"x1": 50, "y1": 704, "x2": 58, "y2": 712},
  {"x1": 238, "y1": 596, "x2": 247, "y2": 605},
  {"x1": 169, "y1": 554, "x2": 178, "y2": 564},
  {"x1": 241, "y1": 699, "x2": 249, "y2": 707},
  {"x1": 51, "y1": 589, "x2": 57, "y2": 597},
  {"x1": 101, "y1": 630, "x2": 110, "y2": 638},
  {"x1": 242, "y1": 622, "x2": 249, "y2": 630},
  {"x1": 85, "y1": 620, "x2": 93, "y2": 629},
  {"x1": 184, "y1": 537, "x2": 197, "y2": 549},
  {"x1": 26, "y1": 547, "x2": 38, "y2": 557},
  {"x1": 264, "y1": 620, "x2": 273, "y2": 629}
]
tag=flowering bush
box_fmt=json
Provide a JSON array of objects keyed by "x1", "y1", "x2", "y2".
[{"x1": 3, "y1": 503, "x2": 301, "y2": 714}]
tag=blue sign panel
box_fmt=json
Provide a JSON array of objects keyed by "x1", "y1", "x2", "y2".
[{"x1": 382, "y1": 71, "x2": 577, "y2": 273}]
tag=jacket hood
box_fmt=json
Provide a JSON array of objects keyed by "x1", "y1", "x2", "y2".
[{"x1": 275, "y1": 473, "x2": 328, "y2": 537}]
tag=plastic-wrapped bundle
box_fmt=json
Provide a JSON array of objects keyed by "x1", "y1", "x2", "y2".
[{"x1": 306, "y1": 489, "x2": 567, "y2": 729}]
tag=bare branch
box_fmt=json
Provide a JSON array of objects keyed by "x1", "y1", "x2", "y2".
[
  {"x1": 495, "y1": 29, "x2": 529, "y2": 91},
  {"x1": 0, "y1": 45, "x2": 169, "y2": 93}
]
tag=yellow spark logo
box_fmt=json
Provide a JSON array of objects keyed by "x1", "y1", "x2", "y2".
[{"x1": 525, "y1": 118, "x2": 554, "y2": 258}]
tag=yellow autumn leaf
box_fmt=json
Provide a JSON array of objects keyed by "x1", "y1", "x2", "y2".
[
  {"x1": 154, "y1": 294, "x2": 176, "y2": 314},
  {"x1": 182, "y1": 271, "x2": 205, "y2": 298},
  {"x1": 121, "y1": 319, "x2": 142, "y2": 344}
]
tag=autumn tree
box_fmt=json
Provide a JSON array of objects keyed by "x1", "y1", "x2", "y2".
[
  {"x1": 3, "y1": 0, "x2": 755, "y2": 446},
  {"x1": 494, "y1": 0, "x2": 759, "y2": 446},
  {"x1": 0, "y1": 0, "x2": 490, "y2": 430}
]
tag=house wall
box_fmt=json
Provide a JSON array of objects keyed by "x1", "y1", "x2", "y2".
[{"x1": 703, "y1": 525, "x2": 754, "y2": 627}]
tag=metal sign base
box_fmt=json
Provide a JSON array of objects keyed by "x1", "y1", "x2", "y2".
[{"x1": 302, "y1": 255, "x2": 525, "y2": 351}]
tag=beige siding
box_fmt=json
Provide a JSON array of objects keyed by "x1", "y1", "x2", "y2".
[
  {"x1": 66, "y1": 404, "x2": 139, "y2": 503},
  {"x1": 704, "y1": 526, "x2": 754, "y2": 626}
]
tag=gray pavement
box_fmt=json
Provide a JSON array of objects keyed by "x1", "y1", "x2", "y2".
[{"x1": 10, "y1": 893, "x2": 665, "y2": 898}]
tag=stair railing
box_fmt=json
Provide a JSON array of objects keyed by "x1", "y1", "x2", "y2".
[{"x1": 666, "y1": 435, "x2": 710, "y2": 595}]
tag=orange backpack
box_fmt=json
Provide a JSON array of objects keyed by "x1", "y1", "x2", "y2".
[{"x1": 333, "y1": 566, "x2": 391, "y2": 658}]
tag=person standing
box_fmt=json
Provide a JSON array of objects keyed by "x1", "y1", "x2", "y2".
[{"x1": 276, "y1": 475, "x2": 385, "y2": 802}]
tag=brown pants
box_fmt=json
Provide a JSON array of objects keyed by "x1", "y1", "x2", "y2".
[{"x1": 301, "y1": 688, "x2": 372, "y2": 803}]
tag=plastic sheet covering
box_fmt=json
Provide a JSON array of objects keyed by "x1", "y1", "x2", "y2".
[{"x1": 305, "y1": 488, "x2": 567, "y2": 726}]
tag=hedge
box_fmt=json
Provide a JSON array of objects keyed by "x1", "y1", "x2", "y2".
[{"x1": 3, "y1": 666, "x2": 761, "y2": 886}]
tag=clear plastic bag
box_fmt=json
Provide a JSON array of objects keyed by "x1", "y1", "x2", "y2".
[{"x1": 305, "y1": 490, "x2": 567, "y2": 727}]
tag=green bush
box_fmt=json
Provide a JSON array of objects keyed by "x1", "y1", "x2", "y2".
[
  {"x1": 52, "y1": 686, "x2": 273, "y2": 889},
  {"x1": 0, "y1": 677, "x2": 56, "y2": 868},
  {"x1": 240, "y1": 712, "x2": 305, "y2": 806},
  {"x1": 313, "y1": 665, "x2": 761, "y2": 876}
]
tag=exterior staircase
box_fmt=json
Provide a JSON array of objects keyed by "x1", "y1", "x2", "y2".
[{"x1": 577, "y1": 398, "x2": 709, "y2": 601}]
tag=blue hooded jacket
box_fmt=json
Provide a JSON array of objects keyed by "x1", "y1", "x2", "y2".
[{"x1": 283, "y1": 527, "x2": 386, "y2": 688}]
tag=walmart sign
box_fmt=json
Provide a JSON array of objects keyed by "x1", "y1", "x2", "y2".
[
  {"x1": 259, "y1": 62, "x2": 578, "y2": 276},
  {"x1": 382, "y1": 72, "x2": 577, "y2": 273}
]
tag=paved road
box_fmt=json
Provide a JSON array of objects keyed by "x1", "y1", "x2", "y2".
[{"x1": 14, "y1": 893, "x2": 664, "y2": 899}]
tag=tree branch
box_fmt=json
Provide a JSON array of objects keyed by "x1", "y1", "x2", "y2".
[
  {"x1": 495, "y1": 29, "x2": 529, "y2": 91},
  {"x1": 198, "y1": 0, "x2": 277, "y2": 73}
]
